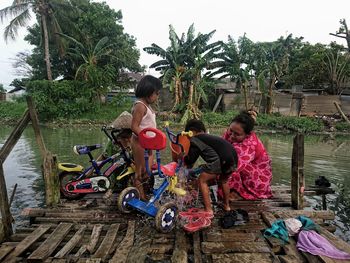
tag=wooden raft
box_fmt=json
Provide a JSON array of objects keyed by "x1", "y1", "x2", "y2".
[{"x1": 0, "y1": 186, "x2": 347, "y2": 263}]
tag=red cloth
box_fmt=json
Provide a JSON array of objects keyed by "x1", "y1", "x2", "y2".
[{"x1": 219, "y1": 131, "x2": 273, "y2": 200}]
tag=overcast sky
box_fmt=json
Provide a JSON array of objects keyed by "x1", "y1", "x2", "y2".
[{"x1": 0, "y1": 0, "x2": 350, "y2": 90}]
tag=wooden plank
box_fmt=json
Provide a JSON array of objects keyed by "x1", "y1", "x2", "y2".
[
  {"x1": 93, "y1": 223, "x2": 119, "y2": 259},
  {"x1": 86, "y1": 224, "x2": 103, "y2": 254},
  {"x1": 193, "y1": 232, "x2": 201, "y2": 263},
  {"x1": 171, "y1": 230, "x2": 188, "y2": 263},
  {"x1": 273, "y1": 210, "x2": 334, "y2": 220},
  {"x1": 0, "y1": 162, "x2": 13, "y2": 239},
  {"x1": 126, "y1": 227, "x2": 153, "y2": 263},
  {"x1": 109, "y1": 221, "x2": 135, "y2": 263},
  {"x1": 205, "y1": 232, "x2": 259, "y2": 242},
  {"x1": 5, "y1": 224, "x2": 52, "y2": 261},
  {"x1": 0, "y1": 109, "x2": 30, "y2": 161},
  {"x1": 201, "y1": 241, "x2": 270, "y2": 254},
  {"x1": 212, "y1": 253, "x2": 274, "y2": 263},
  {"x1": 0, "y1": 245, "x2": 14, "y2": 261},
  {"x1": 54, "y1": 225, "x2": 86, "y2": 258},
  {"x1": 291, "y1": 134, "x2": 304, "y2": 210},
  {"x1": 27, "y1": 223, "x2": 73, "y2": 261}
]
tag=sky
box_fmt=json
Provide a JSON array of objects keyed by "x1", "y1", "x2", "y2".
[{"x1": 0, "y1": 0, "x2": 350, "y2": 90}]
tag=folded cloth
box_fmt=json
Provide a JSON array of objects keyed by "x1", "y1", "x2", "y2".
[
  {"x1": 264, "y1": 219, "x2": 289, "y2": 243},
  {"x1": 297, "y1": 230, "x2": 350, "y2": 260},
  {"x1": 285, "y1": 218, "x2": 302, "y2": 236},
  {"x1": 297, "y1": 216, "x2": 320, "y2": 232}
]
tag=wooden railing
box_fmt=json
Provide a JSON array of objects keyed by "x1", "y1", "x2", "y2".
[{"x1": 0, "y1": 97, "x2": 59, "y2": 241}]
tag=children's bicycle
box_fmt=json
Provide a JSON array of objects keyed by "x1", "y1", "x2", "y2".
[
  {"x1": 58, "y1": 126, "x2": 137, "y2": 200},
  {"x1": 117, "y1": 125, "x2": 192, "y2": 233}
]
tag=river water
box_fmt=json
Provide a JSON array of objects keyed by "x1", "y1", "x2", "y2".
[{"x1": 1, "y1": 126, "x2": 350, "y2": 241}]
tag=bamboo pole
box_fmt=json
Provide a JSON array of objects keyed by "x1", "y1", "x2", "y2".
[
  {"x1": 26, "y1": 97, "x2": 47, "y2": 158},
  {"x1": 291, "y1": 134, "x2": 305, "y2": 209}
]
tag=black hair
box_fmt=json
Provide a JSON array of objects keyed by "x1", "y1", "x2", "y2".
[
  {"x1": 185, "y1": 119, "x2": 206, "y2": 133},
  {"x1": 231, "y1": 111, "x2": 255, "y2": 134},
  {"x1": 135, "y1": 75, "x2": 162, "y2": 98}
]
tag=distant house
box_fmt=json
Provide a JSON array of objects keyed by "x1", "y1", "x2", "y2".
[
  {"x1": 4, "y1": 87, "x2": 25, "y2": 101},
  {"x1": 106, "y1": 72, "x2": 144, "y2": 102}
]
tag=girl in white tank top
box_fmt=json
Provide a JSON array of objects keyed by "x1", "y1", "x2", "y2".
[{"x1": 130, "y1": 75, "x2": 162, "y2": 200}]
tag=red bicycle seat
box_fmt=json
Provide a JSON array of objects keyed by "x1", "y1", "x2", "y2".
[
  {"x1": 139, "y1": 128, "x2": 166, "y2": 150},
  {"x1": 151, "y1": 162, "x2": 177, "y2": 177}
]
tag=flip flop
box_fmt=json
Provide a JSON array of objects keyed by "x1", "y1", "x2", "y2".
[
  {"x1": 179, "y1": 208, "x2": 214, "y2": 220},
  {"x1": 183, "y1": 217, "x2": 212, "y2": 232}
]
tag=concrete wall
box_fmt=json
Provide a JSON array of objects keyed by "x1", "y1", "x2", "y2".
[{"x1": 221, "y1": 92, "x2": 350, "y2": 116}]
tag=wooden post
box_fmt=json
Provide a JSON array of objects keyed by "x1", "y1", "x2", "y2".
[
  {"x1": 27, "y1": 96, "x2": 59, "y2": 206},
  {"x1": 291, "y1": 134, "x2": 305, "y2": 209},
  {"x1": 43, "y1": 152, "x2": 60, "y2": 206},
  {"x1": 0, "y1": 161, "x2": 13, "y2": 240},
  {"x1": 26, "y1": 96, "x2": 47, "y2": 158}
]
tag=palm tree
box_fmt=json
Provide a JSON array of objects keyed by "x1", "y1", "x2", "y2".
[
  {"x1": 60, "y1": 34, "x2": 116, "y2": 101},
  {"x1": 0, "y1": 0, "x2": 72, "y2": 80}
]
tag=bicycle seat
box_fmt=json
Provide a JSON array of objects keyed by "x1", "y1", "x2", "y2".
[
  {"x1": 152, "y1": 162, "x2": 177, "y2": 177},
  {"x1": 73, "y1": 144, "x2": 102, "y2": 155},
  {"x1": 139, "y1": 128, "x2": 166, "y2": 150}
]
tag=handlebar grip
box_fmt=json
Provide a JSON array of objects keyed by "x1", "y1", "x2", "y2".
[{"x1": 181, "y1": 131, "x2": 193, "y2": 137}]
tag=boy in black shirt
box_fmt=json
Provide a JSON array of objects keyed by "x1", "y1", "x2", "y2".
[{"x1": 184, "y1": 119, "x2": 238, "y2": 214}]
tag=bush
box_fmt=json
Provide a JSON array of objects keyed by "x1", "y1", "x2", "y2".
[
  {"x1": 0, "y1": 101, "x2": 27, "y2": 121},
  {"x1": 335, "y1": 122, "x2": 350, "y2": 132},
  {"x1": 26, "y1": 80, "x2": 96, "y2": 120},
  {"x1": 203, "y1": 111, "x2": 324, "y2": 133}
]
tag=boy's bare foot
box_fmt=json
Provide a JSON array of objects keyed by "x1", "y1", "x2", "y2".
[{"x1": 229, "y1": 191, "x2": 242, "y2": 201}]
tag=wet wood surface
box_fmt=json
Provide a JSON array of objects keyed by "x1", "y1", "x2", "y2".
[{"x1": 0, "y1": 186, "x2": 348, "y2": 263}]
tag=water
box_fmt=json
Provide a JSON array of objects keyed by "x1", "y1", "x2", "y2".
[{"x1": 1, "y1": 125, "x2": 350, "y2": 241}]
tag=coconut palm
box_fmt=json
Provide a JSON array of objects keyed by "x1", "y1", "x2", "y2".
[
  {"x1": 0, "y1": 0, "x2": 72, "y2": 80},
  {"x1": 60, "y1": 34, "x2": 116, "y2": 101}
]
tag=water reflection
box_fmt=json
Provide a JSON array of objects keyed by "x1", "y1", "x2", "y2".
[{"x1": 0, "y1": 126, "x2": 350, "y2": 240}]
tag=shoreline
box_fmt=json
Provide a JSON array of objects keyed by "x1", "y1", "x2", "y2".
[{"x1": 2, "y1": 119, "x2": 350, "y2": 136}]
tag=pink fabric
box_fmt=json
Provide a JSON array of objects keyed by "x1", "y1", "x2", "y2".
[{"x1": 220, "y1": 131, "x2": 273, "y2": 200}]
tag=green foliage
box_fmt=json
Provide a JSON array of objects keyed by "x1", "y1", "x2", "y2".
[
  {"x1": 202, "y1": 111, "x2": 323, "y2": 133},
  {"x1": 0, "y1": 84, "x2": 5, "y2": 93},
  {"x1": 335, "y1": 122, "x2": 350, "y2": 132},
  {"x1": 24, "y1": 0, "x2": 141, "y2": 80},
  {"x1": 26, "y1": 80, "x2": 95, "y2": 120},
  {"x1": 202, "y1": 111, "x2": 239, "y2": 126},
  {"x1": 0, "y1": 101, "x2": 27, "y2": 121}
]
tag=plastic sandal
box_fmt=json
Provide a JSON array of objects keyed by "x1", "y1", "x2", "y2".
[
  {"x1": 183, "y1": 217, "x2": 212, "y2": 232},
  {"x1": 179, "y1": 208, "x2": 214, "y2": 220}
]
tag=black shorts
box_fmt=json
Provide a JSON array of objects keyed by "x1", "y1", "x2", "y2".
[{"x1": 201, "y1": 159, "x2": 236, "y2": 180}]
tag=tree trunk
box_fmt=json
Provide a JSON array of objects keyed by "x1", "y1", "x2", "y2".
[
  {"x1": 266, "y1": 77, "x2": 275, "y2": 114},
  {"x1": 41, "y1": 14, "x2": 53, "y2": 81},
  {"x1": 243, "y1": 81, "x2": 248, "y2": 111},
  {"x1": 172, "y1": 77, "x2": 180, "y2": 111}
]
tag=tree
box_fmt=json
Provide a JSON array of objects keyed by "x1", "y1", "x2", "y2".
[
  {"x1": 145, "y1": 24, "x2": 222, "y2": 120},
  {"x1": 24, "y1": 0, "x2": 141, "y2": 80},
  {"x1": 60, "y1": 34, "x2": 116, "y2": 101},
  {"x1": 330, "y1": 19, "x2": 350, "y2": 53},
  {"x1": 0, "y1": 0, "x2": 73, "y2": 80},
  {"x1": 0, "y1": 84, "x2": 6, "y2": 93}
]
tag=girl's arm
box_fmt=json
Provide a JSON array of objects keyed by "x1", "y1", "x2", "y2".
[{"x1": 131, "y1": 103, "x2": 146, "y2": 136}]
